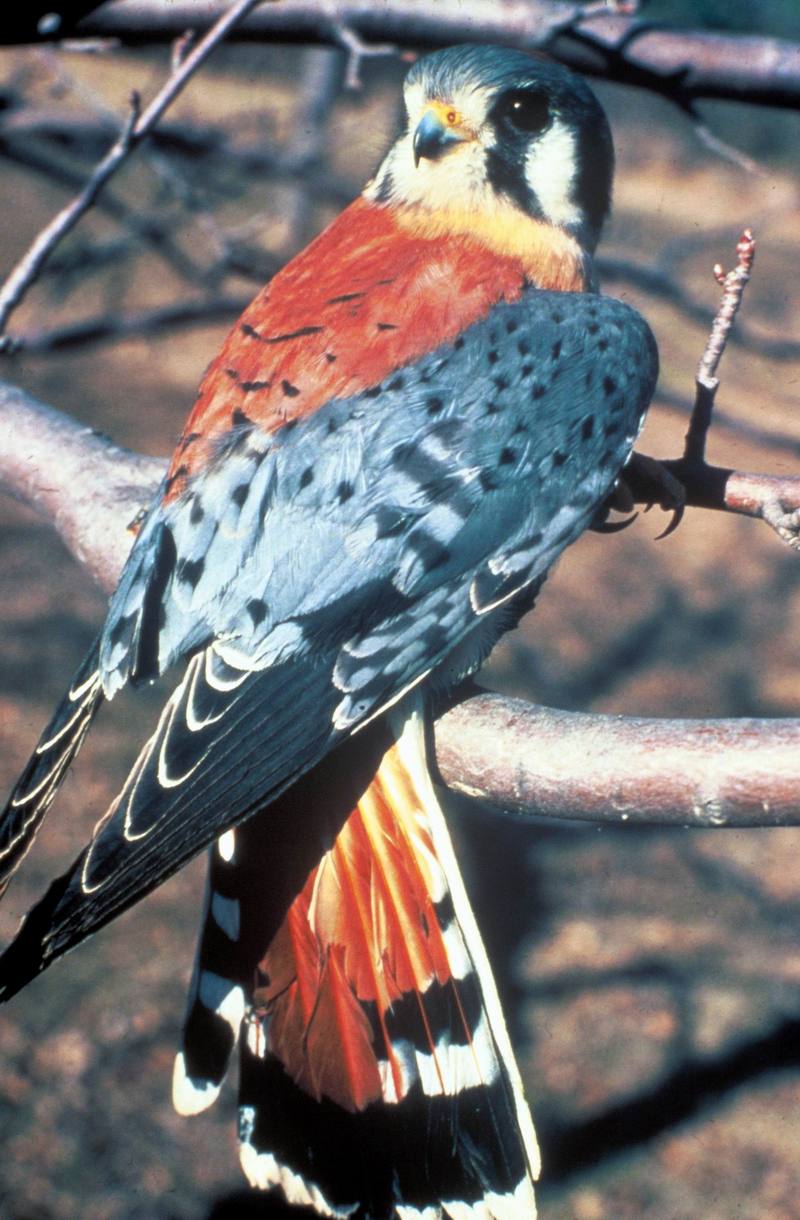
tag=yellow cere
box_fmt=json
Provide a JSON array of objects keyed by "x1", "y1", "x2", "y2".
[{"x1": 425, "y1": 99, "x2": 473, "y2": 137}]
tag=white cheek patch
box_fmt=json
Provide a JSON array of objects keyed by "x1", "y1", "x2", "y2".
[
  {"x1": 370, "y1": 134, "x2": 494, "y2": 215},
  {"x1": 525, "y1": 121, "x2": 581, "y2": 230},
  {"x1": 366, "y1": 81, "x2": 497, "y2": 213}
]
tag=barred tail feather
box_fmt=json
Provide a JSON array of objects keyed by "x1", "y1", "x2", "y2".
[{"x1": 174, "y1": 698, "x2": 538, "y2": 1217}]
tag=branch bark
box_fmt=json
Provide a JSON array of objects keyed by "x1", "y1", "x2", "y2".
[
  {"x1": 435, "y1": 694, "x2": 800, "y2": 827},
  {"x1": 2, "y1": 379, "x2": 799, "y2": 826},
  {"x1": 19, "y1": 1, "x2": 800, "y2": 110}
]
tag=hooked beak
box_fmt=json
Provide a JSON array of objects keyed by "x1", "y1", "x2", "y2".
[{"x1": 413, "y1": 109, "x2": 468, "y2": 167}]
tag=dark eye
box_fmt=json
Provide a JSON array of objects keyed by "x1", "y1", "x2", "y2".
[{"x1": 499, "y1": 89, "x2": 550, "y2": 135}]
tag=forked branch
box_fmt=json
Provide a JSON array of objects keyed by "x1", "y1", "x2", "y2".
[{"x1": 617, "y1": 231, "x2": 800, "y2": 551}]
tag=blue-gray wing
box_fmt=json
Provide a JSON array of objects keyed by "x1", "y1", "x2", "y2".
[
  {"x1": 0, "y1": 289, "x2": 657, "y2": 995},
  {"x1": 103, "y1": 289, "x2": 656, "y2": 691}
]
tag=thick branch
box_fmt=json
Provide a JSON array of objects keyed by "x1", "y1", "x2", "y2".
[
  {"x1": 0, "y1": 382, "x2": 163, "y2": 591},
  {"x1": 20, "y1": 1, "x2": 800, "y2": 110},
  {"x1": 2, "y1": 379, "x2": 799, "y2": 826},
  {"x1": 436, "y1": 694, "x2": 800, "y2": 827}
]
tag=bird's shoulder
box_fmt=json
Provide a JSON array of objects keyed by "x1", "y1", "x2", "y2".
[{"x1": 164, "y1": 196, "x2": 533, "y2": 502}]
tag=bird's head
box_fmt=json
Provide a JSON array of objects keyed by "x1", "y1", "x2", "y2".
[{"x1": 367, "y1": 45, "x2": 614, "y2": 259}]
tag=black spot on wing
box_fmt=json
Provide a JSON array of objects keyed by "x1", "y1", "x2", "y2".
[
  {"x1": 246, "y1": 599, "x2": 268, "y2": 627},
  {"x1": 407, "y1": 530, "x2": 450, "y2": 574},
  {"x1": 265, "y1": 325, "x2": 323, "y2": 344},
  {"x1": 130, "y1": 522, "x2": 178, "y2": 683},
  {"x1": 177, "y1": 556, "x2": 204, "y2": 589},
  {"x1": 372, "y1": 507, "x2": 409, "y2": 540}
]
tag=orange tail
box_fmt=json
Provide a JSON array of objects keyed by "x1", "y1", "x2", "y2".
[{"x1": 174, "y1": 699, "x2": 539, "y2": 1217}]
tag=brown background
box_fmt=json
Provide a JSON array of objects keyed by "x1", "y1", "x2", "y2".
[{"x1": 0, "y1": 36, "x2": 799, "y2": 1220}]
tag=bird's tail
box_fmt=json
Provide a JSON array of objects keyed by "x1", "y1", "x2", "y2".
[
  {"x1": 173, "y1": 697, "x2": 539, "y2": 1218},
  {"x1": 173, "y1": 697, "x2": 536, "y2": 1220},
  {"x1": 0, "y1": 640, "x2": 103, "y2": 897}
]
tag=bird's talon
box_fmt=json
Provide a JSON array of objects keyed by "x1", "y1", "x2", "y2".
[{"x1": 655, "y1": 504, "x2": 685, "y2": 540}]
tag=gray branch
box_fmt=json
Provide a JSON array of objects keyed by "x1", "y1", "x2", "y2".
[
  {"x1": 21, "y1": 1, "x2": 800, "y2": 110},
  {"x1": 2, "y1": 379, "x2": 799, "y2": 827}
]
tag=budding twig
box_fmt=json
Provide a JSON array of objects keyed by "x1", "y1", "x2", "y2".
[
  {"x1": 617, "y1": 231, "x2": 799, "y2": 549},
  {"x1": 684, "y1": 228, "x2": 756, "y2": 466}
]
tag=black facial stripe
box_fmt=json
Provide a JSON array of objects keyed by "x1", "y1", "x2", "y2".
[
  {"x1": 373, "y1": 168, "x2": 395, "y2": 204},
  {"x1": 484, "y1": 145, "x2": 540, "y2": 218},
  {"x1": 574, "y1": 106, "x2": 614, "y2": 240}
]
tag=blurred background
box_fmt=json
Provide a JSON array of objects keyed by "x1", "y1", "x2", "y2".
[{"x1": 0, "y1": 2, "x2": 799, "y2": 1217}]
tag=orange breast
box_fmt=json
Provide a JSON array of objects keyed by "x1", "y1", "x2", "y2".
[{"x1": 164, "y1": 196, "x2": 535, "y2": 499}]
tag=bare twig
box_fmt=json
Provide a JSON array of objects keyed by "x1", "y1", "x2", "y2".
[
  {"x1": 0, "y1": 138, "x2": 216, "y2": 288},
  {"x1": 0, "y1": 0, "x2": 271, "y2": 349},
  {"x1": 1, "y1": 378, "x2": 799, "y2": 825},
  {"x1": 0, "y1": 92, "x2": 141, "y2": 349},
  {"x1": 598, "y1": 257, "x2": 800, "y2": 365},
  {"x1": 684, "y1": 228, "x2": 755, "y2": 467},
  {"x1": 655, "y1": 389, "x2": 800, "y2": 459},
  {"x1": 693, "y1": 232, "x2": 755, "y2": 423},
  {"x1": 12, "y1": 296, "x2": 252, "y2": 354},
  {"x1": 688, "y1": 116, "x2": 766, "y2": 177},
  {"x1": 330, "y1": 24, "x2": 397, "y2": 91},
  {"x1": 612, "y1": 231, "x2": 800, "y2": 549},
  {"x1": 171, "y1": 29, "x2": 195, "y2": 71},
  {"x1": 557, "y1": 12, "x2": 800, "y2": 108}
]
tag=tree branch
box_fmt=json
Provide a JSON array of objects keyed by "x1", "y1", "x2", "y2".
[
  {"x1": 605, "y1": 231, "x2": 800, "y2": 551},
  {"x1": 2, "y1": 379, "x2": 799, "y2": 826},
  {"x1": 0, "y1": 381, "x2": 164, "y2": 592},
  {"x1": 435, "y1": 693, "x2": 800, "y2": 827},
  {"x1": 15, "y1": 296, "x2": 253, "y2": 354},
  {"x1": 18, "y1": 1, "x2": 800, "y2": 111}
]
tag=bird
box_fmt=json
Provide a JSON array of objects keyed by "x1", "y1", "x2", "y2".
[{"x1": 0, "y1": 44, "x2": 657, "y2": 1219}]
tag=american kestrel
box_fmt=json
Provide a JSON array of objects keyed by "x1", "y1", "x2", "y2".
[{"x1": 0, "y1": 44, "x2": 657, "y2": 1218}]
